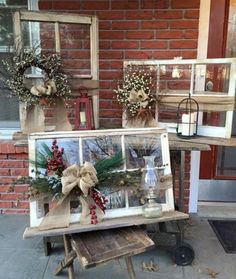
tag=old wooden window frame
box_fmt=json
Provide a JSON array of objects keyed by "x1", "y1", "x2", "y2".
[
  {"x1": 13, "y1": 10, "x2": 99, "y2": 128},
  {"x1": 28, "y1": 128, "x2": 174, "y2": 227},
  {"x1": 124, "y1": 58, "x2": 236, "y2": 138}
]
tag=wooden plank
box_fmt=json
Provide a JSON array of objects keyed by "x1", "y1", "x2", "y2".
[
  {"x1": 90, "y1": 16, "x2": 99, "y2": 129},
  {"x1": 23, "y1": 211, "x2": 189, "y2": 238},
  {"x1": 125, "y1": 256, "x2": 136, "y2": 279},
  {"x1": 71, "y1": 226, "x2": 154, "y2": 269},
  {"x1": 54, "y1": 22, "x2": 60, "y2": 52},
  {"x1": 69, "y1": 79, "x2": 99, "y2": 91},
  {"x1": 13, "y1": 11, "x2": 22, "y2": 50},
  {"x1": 169, "y1": 139, "x2": 211, "y2": 151},
  {"x1": 169, "y1": 133, "x2": 236, "y2": 147},
  {"x1": 63, "y1": 235, "x2": 75, "y2": 279},
  {"x1": 54, "y1": 250, "x2": 76, "y2": 275},
  {"x1": 90, "y1": 16, "x2": 99, "y2": 80},
  {"x1": 19, "y1": 11, "x2": 93, "y2": 24}
]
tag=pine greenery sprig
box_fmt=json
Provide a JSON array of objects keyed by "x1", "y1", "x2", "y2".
[
  {"x1": 23, "y1": 143, "x2": 141, "y2": 199},
  {"x1": 94, "y1": 150, "x2": 123, "y2": 180}
]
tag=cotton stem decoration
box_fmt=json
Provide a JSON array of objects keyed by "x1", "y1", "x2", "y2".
[
  {"x1": 172, "y1": 57, "x2": 183, "y2": 79},
  {"x1": 114, "y1": 66, "x2": 157, "y2": 128}
]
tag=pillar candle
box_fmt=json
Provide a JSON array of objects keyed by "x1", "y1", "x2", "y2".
[
  {"x1": 181, "y1": 113, "x2": 195, "y2": 136},
  {"x1": 80, "y1": 111, "x2": 86, "y2": 124}
]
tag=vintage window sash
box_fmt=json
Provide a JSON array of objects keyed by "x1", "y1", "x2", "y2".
[
  {"x1": 28, "y1": 128, "x2": 174, "y2": 227},
  {"x1": 124, "y1": 58, "x2": 236, "y2": 138},
  {"x1": 13, "y1": 10, "x2": 99, "y2": 129},
  {"x1": 0, "y1": 0, "x2": 38, "y2": 135}
]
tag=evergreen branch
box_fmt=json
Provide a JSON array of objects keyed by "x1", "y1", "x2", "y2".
[{"x1": 94, "y1": 150, "x2": 123, "y2": 180}]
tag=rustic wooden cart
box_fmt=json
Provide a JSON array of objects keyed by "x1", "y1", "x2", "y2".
[
  {"x1": 23, "y1": 211, "x2": 189, "y2": 279},
  {"x1": 22, "y1": 129, "x2": 218, "y2": 278}
]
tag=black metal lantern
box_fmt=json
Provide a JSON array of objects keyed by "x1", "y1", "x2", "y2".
[{"x1": 176, "y1": 93, "x2": 199, "y2": 138}]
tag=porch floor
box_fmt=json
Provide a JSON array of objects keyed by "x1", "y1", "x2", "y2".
[
  {"x1": 198, "y1": 201, "x2": 236, "y2": 219},
  {"x1": 0, "y1": 214, "x2": 236, "y2": 279}
]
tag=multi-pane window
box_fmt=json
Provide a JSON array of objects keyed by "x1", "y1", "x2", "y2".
[{"x1": 0, "y1": 0, "x2": 37, "y2": 134}]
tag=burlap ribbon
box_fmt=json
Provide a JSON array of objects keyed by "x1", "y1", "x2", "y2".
[
  {"x1": 128, "y1": 88, "x2": 149, "y2": 108},
  {"x1": 30, "y1": 79, "x2": 57, "y2": 97},
  {"x1": 61, "y1": 162, "x2": 98, "y2": 197},
  {"x1": 39, "y1": 162, "x2": 99, "y2": 230},
  {"x1": 125, "y1": 88, "x2": 158, "y2": 128}
]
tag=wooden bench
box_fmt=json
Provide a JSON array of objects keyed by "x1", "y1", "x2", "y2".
[{"x1": 54, "y1": 226, "x2": 155, "y2": 279}]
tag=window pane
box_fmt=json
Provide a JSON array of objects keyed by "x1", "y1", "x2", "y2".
[
  {"x1": 0, "y1": 52, "x2": 19, "y2": 123},
  {"x1": 0, "y1": 0, "x2": 28, "y2": 127},
  {"x1": 0, "y1": 1, "x2": 28, "y2": 46},
  {"x1": 8, "y1": 0, "x2": 27, "y2": 5},
  {"x1": 60, "y1": 23, "x2": 91, "y2": 76},
  {"x1": 216, "y1": 146, "x2": 236, "y2": 176},
  {"x1": 0, "y1": 95, "x2": 19, "y2": 123}
]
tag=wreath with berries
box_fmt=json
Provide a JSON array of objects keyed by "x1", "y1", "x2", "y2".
[{"x1": 2, "y1": 49, "x2": 71, "y2": 107}]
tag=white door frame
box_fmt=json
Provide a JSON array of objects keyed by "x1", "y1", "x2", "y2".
[{"x1": 189, "y1": 0, "x2": 211, "y2": 212}]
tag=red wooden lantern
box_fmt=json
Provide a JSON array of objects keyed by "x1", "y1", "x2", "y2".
[{"x1": 74, "y1": 87, "x2": 94, "y2": 130}]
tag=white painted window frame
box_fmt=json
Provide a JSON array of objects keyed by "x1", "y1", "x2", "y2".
[
  {"x1": 28, "y1": 128, "x2": 174, "y2": 227},
  {"x1": 124, "y1": 58, "x2": 236, "y2": 139}
]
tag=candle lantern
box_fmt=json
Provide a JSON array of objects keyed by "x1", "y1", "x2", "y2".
[
  {"x1": 74, "y1": 87, "x2": 94, "y2": 130},
  {"x1": 176, "y1": 93, "x2": 199, "y2": 138}
]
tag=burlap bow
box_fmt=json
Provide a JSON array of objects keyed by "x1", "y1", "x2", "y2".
[
  {"x1": 61, "y1": 162, "x2": 98, "y2": 196},
  {"x1": 39, "y1": 162, "x2": 99, "y2": 230},
  {"x1": 125, "y1": 88, "x2": 157, "y2": 128},
  {"x1": 128, "y1": 88, "x2": 149, "y2": 108},
  {"x1": 30, "y1": 79, "x2": 57, "y2": 97}
]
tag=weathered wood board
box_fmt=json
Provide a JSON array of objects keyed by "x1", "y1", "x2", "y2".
[
  {"x1": 71, "y1": 226, "x2": 155, "y2": 269},
  {"x1": 169, "y1": 133, "x2": 236, "y2": 147},
  {"x1": 23, "y1": 210, "x2": 189, "y2": 238}
]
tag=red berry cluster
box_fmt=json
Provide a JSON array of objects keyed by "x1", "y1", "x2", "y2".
[
  {"x1": 46, "y1": 139, "x2": 66, "y2": 176},
  {"x1": 89, "y1": 190, "x2": 108, "y2": 225},
  {"x1": 90, "y1": 190, "x2": 107, "y2": 213},
  {"x1": 89, "y1": 205, "x2": 98, "y2": 225}
]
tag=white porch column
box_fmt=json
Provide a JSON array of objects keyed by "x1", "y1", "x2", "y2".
[{"x1": 189, "y1": 0, "x2": 211, "y2": 212}]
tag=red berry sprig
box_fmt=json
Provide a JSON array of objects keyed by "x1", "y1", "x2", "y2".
[
  {"x1": 46, "y1": 139, "x2": 66, "y2": 176},
  {"x1": 89, "y1": 205, "x2": 98, "y2": 225},
  {"x1": 90, "y1": 189, "x2": 108, "y2": 213}
]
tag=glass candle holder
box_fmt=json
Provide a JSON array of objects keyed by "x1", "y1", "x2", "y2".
[{"x1": 141, "y1": 156, "x2": 163, "y2": 218}]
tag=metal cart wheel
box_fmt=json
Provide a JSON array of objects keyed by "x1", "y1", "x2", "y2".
[{"x1": 172, "y1": 242, "x2": 194, "y2": 266}]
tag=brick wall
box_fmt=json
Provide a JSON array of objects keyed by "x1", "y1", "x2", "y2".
[
  {"x1": 0, "y1": 142, "x2": 29, "y2": 214},
  {"x1": 0, "y1": 0, "x2": 200, "y2": 214},
  {"x1": 39, "y1": 0, "x2": 200, "y2": 128}
]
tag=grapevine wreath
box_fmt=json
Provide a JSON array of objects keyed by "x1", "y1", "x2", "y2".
[{"x1": 2, "y1": 49, "x2": 71, "y2": 106}]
